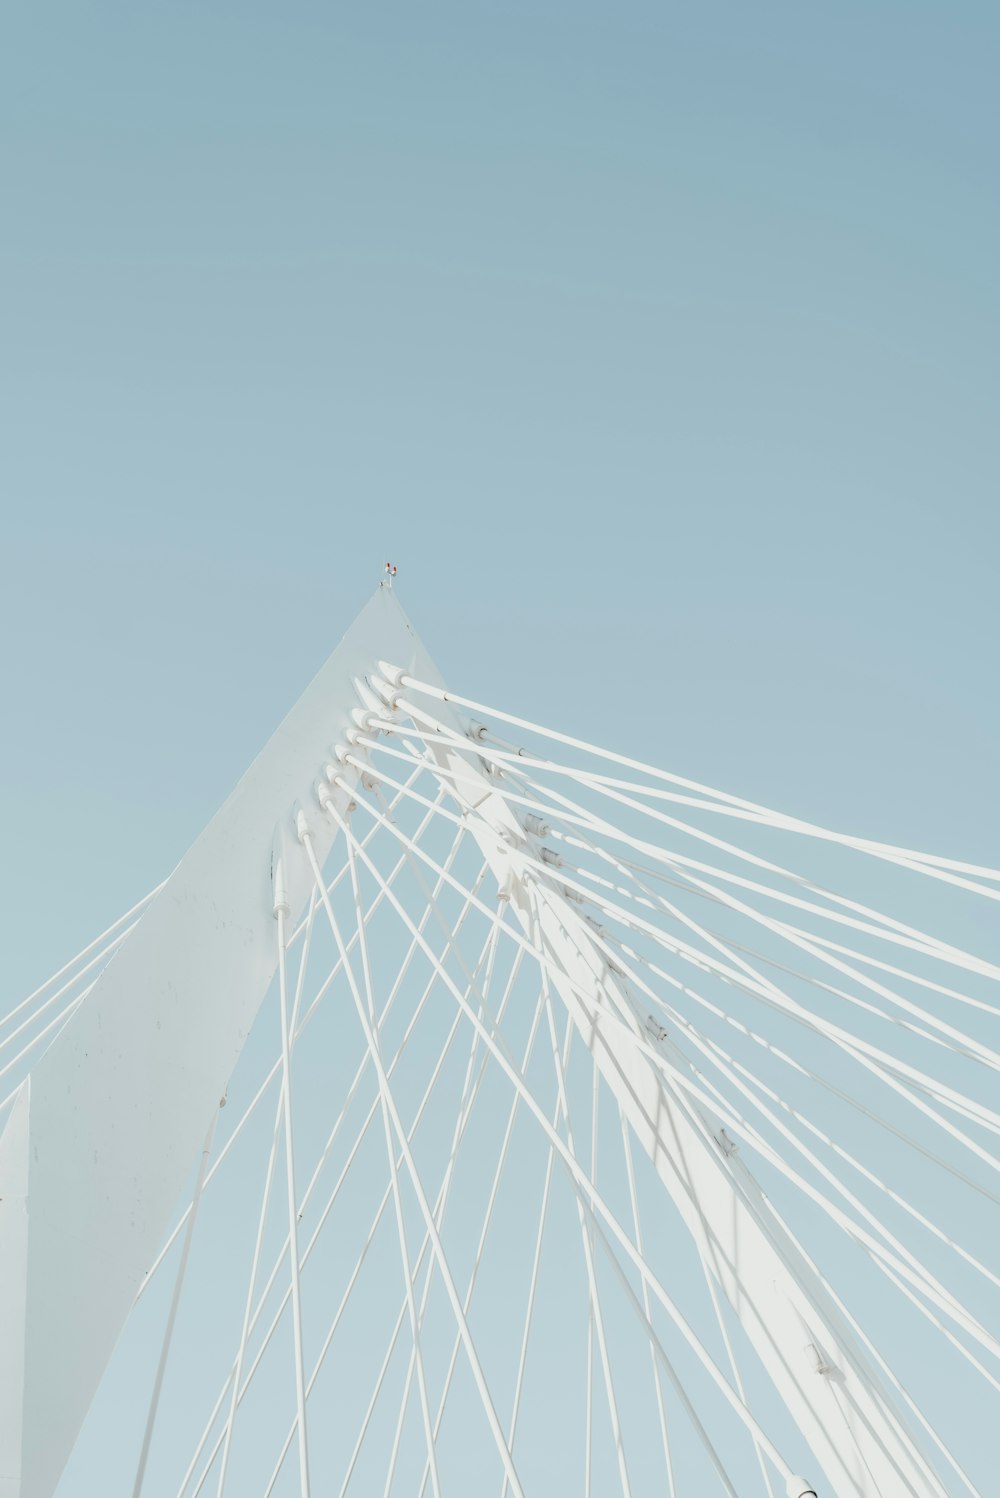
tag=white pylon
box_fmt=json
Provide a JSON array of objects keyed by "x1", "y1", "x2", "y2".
[{"x1": 0, "y1": 587, "x2": 995, "y2": 1498}]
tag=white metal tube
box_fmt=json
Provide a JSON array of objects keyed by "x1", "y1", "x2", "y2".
[
  {"x1": 276, "y1": 908, "x2": 310, "y2": 1498},
  {"x1": 365, "y1": 717, "x2": 1000, "y2": 981},
  {"x1": 563, "y1": 836, "x2": 999, "y2": 1019},
  {"x1": 384, "y1": 673, "x2": 1000, "y2": 885}
]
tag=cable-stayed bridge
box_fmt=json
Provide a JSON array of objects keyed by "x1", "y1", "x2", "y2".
[{"x1": 2, "y1": 587, "x2": 997, "y2": 1498}]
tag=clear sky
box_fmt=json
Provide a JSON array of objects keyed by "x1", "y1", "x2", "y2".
[
  {"x1": 2, "y1": 0, "x2": 999, "y2": 930},
  {"x1": 1, "y1": 3, "x2": 998, "y2": 1493}
]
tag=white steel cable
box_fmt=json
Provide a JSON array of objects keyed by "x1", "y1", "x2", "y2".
[
  {"x1": 215, "y1": 889, "x2": 318, "y2": 1498},
  {"x1": 619, "y1": 1115, "x2": 678, "y2": 1498},
  {"x1": 571, "y1": 996, "x2": 1000, "y2": 1373},
  {"x1": 0, "y1": 883, "x2": 163, "y2": 1040},
  {"x1": 275, "y1": 906, "x2": 311, "y2": 1498},
  {"x1": 306, "y1": 814, "x2": 528, "y2": 1498},
  {"x1": 266, "y1": 909, "x2": 512, "y2": 1498},
  {"x1": 332, "y1": 933, "x2": 528, "y2": 1498},
  {"x1": 341, "y1": 769, "x2": 1000, "y2": 1381},
  {"x1": 383, "y1": 673, "x2": 1000, "y2": 885},
  {"x1": 336, "y1": 789, "x2": 799, "y2": 1483},
  {"x1": 32, "y1": 659, "x2": 993, "y2": 1497},
  {"x1": 359, "y1": 723, "x2": 1000, "y2": 997},
  {"x1": 619, "y1": 939, "x2": 1000, "y2": 1293},
  {"x1": 411, "y1": 962, "x2": 544, "y2": 1498},
  {"x1": 0, "y1": 921, "x2": 139, "y2": 1061},
  {"x1": 342, "y1": 752, "x2": 1000, "y2": 1167},
  {"x1": 342, "y1": 827, "x2": 442, "y2": 1498},
  {"x1": 380, "y1": 900, "x2": 509, "y2": 1497},
  {"x1": 535, "y1": 909, "x2": 633, "y2": 1498},
  {"x1": 364, "y1": 712, "x2": 1000, "y2": 980},
  {"x1": 180, "y1": 852, "x2": 491, "y2": 1498},
  {"x1": 139, "y1": 795, "x2": 456, "y2": 1305},
  {"x1": 499, "y1": 1017, "x2": 575, "y2": 1498}
]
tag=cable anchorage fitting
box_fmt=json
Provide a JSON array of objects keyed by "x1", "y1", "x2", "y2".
[
  {"x1": 350, "y1": 706, "x2": 384, "y2": 736},
  {"x1": 322, "y1": 765, "x2": 357, "y2": 812},
  {"x1": 270, "y1": 826, "x2": 291, "y2": 919},
  {"x1": 376, "y1": 661, "x2": 405, "y2": 688},
  {"x1": 294, "y1": 805, "x2": 312, "y2": 846},
  {"x1": 373, "y1": 662, "x2": 406, "y2": 710},
  {"x1": 341, "y1": 740, "x2": 378, "y2": 792},
  {"x1": 369, "y1": 675, "x2": 402, "y2": 710},
  {"x1": 271, "y1": 854, "x2": 290, "y2": 920},
  {"x1": 803, "y1": 1341, "x2": 834, "y2": 1377}
]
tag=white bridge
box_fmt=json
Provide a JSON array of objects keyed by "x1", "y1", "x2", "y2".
[{"x1": 1, "y1": 587, "x2": 997, "y2": 1497}]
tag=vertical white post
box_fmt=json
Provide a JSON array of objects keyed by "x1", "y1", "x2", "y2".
[{"x1": 274, "y1": 861, "x2": 310, "y2": 1498}]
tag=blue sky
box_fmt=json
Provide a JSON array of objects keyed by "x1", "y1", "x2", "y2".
[
  {"x1": 1, "y1": 2, "x2": 998, "y2": 1491},
  {"x1": 2, "y1": 4, "x2": 998, "y2": 949}
]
